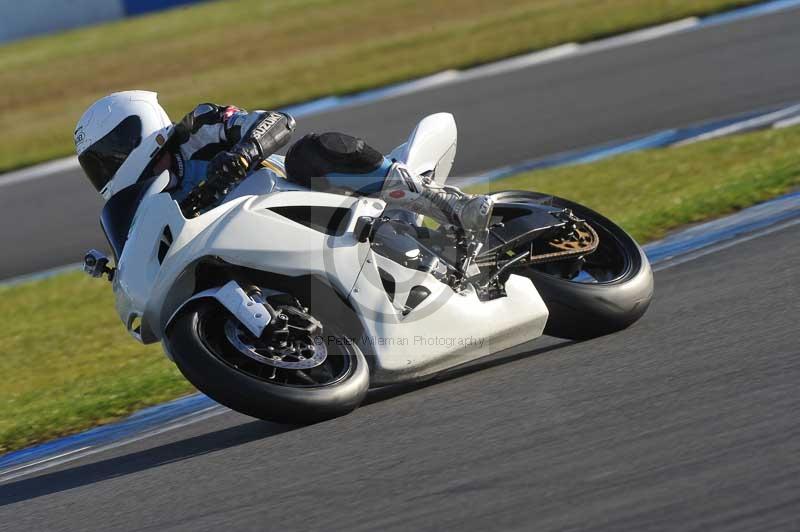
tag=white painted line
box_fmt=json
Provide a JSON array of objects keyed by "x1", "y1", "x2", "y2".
[
  {"x1": 773, "y1": 115, "x2": 800, "y2": 129},
  {"x1": 675, "y1": 104, "x2": 800, "y2": 146},
  {"x1": 701, "y1": 0, "x2": 800, "y2": 27},
  {"x1": 0, "y1": 406, "x2": 228, "y2": 484},
  {"x1": 653, "y1": 217, "x2": 800, "y2": 272},
  {"x1": 0, "y1": 446, "x2": 91, "y2": 476},
  {"x1": 458, "y1": 43, "x2": 580, "y2": 81},
  {"x1": 0, "y1": 156, "x2": 79, "y2": 188},
  {"x1": 579, "y1": 17, "x2": 700, "y2": 54},
  {"x1": 382, "y1": 70, "x2": 462, "y2": 98},
  {"x1": 0, "y1": 262, "x2": 82, "y2": 288}
]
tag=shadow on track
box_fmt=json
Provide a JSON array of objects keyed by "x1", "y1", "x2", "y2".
[
  {"x1": 0, "y1": 420, "x2": 294, "y2": 507},
  {"x1": 0, "y1": 339, "x2": 573, "y2": 506}
]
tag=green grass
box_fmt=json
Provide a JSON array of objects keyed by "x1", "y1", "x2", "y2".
[
  {"x1": 470, "y1": 127, "x2": 800, "y2": 243},
  {"x1": 2, "y1": 124, "x2": 799, "y2": 454},
  {"x1": 0, "y1": 273, "x2": 194, "y2": 453},
  {"x1": 0, "y1": 0, "x2": 761, "y2": 172}
]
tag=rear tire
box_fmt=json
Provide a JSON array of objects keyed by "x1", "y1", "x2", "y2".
[
  {"x1": 491, "y1": 191, "x2": 654, "y2": 340},
  {"x1": 165, "y1": 300, "x2": 369, "y2": 424}
]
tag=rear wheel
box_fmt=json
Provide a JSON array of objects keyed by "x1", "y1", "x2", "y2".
[
  {"x1": 491, "y1": 191, "x2": 654, "y2": 340},
  {"x1": 165, "y1": 299, "x2": 369, "y2": 424}
]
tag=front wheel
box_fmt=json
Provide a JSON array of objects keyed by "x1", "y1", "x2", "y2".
[
  {"x1": 165, "y1": 299, "x2": 369, "y2": 424},
  {"x1": 492, "y1": 191, "x2": 654, "y2": 340}
]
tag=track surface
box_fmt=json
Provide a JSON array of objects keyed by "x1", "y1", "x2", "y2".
[
  {"x1": 1, "y1": 224, "x2": 798, "y2": 530},
  {"x1": 2, "y1": 8, "x2": 800, "y2": 531},
  {"x1": 2, "y1": 7, "x2": 800, "y2": 279}
]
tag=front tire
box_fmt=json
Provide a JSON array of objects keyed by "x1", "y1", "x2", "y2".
[
  {"x1": 165, "y1": 300, "x2": 369, "y2": 424},
  {"x1": 492, "y1": 191, "x2": 654, "y2": 340}
]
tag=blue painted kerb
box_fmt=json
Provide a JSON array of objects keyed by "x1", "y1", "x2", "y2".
[
  {"x1": 0, "y1": 394, "x2": 217, "y2": 471},
  {"x1": 123, "y1": 0, "x2": 206, "y2": 16}
]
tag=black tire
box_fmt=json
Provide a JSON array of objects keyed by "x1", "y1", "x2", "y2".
[
  {"x1": 165, "y1": 300, "x2": 369, "y2": 424},
  {"x1": 491, "y1": 191, "x2": 654, "y2": 340}
]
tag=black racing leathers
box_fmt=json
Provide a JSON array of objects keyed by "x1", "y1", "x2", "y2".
[{"x1": 166, "y1": 104, "x2": 294, "y2": 210}]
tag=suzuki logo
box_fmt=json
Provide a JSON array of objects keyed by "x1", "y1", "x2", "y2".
[{"x1": 251, "y1": 113, "x2": 282, "y2": 140}]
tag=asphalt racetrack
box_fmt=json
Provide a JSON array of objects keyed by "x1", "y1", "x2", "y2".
[
  {"x1": 1, "y1": 220, "x2": 798, "y2": 531},
  {"x1": 2, "y1": 6, "x2": 800, "y2": 279},
  {"x1": 1, "y1": 6, "x2": 800, "y2": 532}
]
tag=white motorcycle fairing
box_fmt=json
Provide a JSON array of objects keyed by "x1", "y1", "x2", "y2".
[{"x1": 103, "y1": 113, "x2": 550, "y2": 386}]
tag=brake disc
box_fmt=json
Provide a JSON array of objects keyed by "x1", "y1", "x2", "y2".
[{"x1": 224, "y1": 320, "x2": 328, "y2": 370}]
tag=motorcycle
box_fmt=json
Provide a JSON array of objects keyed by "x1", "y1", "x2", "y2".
[{"x1": 84, "y1": 113, "x2": 653, "y2": 423}]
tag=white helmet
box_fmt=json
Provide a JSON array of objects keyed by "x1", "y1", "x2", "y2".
[{"x1": 74, "y1": 91, "x2": 172, "y2": 199}]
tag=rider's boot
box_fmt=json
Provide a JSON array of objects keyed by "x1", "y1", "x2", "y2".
[{"x1": 380, "y1": 162, "x2": 494, "y2": 235}]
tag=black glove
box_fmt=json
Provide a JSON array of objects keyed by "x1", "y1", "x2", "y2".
[
  {"x1": 206, "y1": 111, "x2": 295, "y2": 187},
  {"x1": 185, "y1": 177, "x2": 226, "y2": 212},
  {"x1": 206, "y1": 143, "x2": 257, "y2": 189}
]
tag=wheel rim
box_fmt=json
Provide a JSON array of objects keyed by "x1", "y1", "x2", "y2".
[
  {"x1": 197, "y1": 308, "x2": 353, "y2": 388},
  {"x1": 224, "y1": 319, "x2": 329, "y2": 370}
]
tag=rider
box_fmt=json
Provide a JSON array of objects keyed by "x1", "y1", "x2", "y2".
[{"x1": 74, "y1": 91, "x2": 494, "y2": 233}]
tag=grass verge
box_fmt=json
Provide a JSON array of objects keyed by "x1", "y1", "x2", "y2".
[
  {"x1": 469, "y1": 126, "x2": 800, "y2": 243},
  {"x1": 2, "y1": 125, "x2": 799, "y2": 454},
  {"x1": 0, "y1": 0, "x2": 761, "y2": 173},
  {"x1": 0, "y1": 273, "x2": 193, "y2": 454}
]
